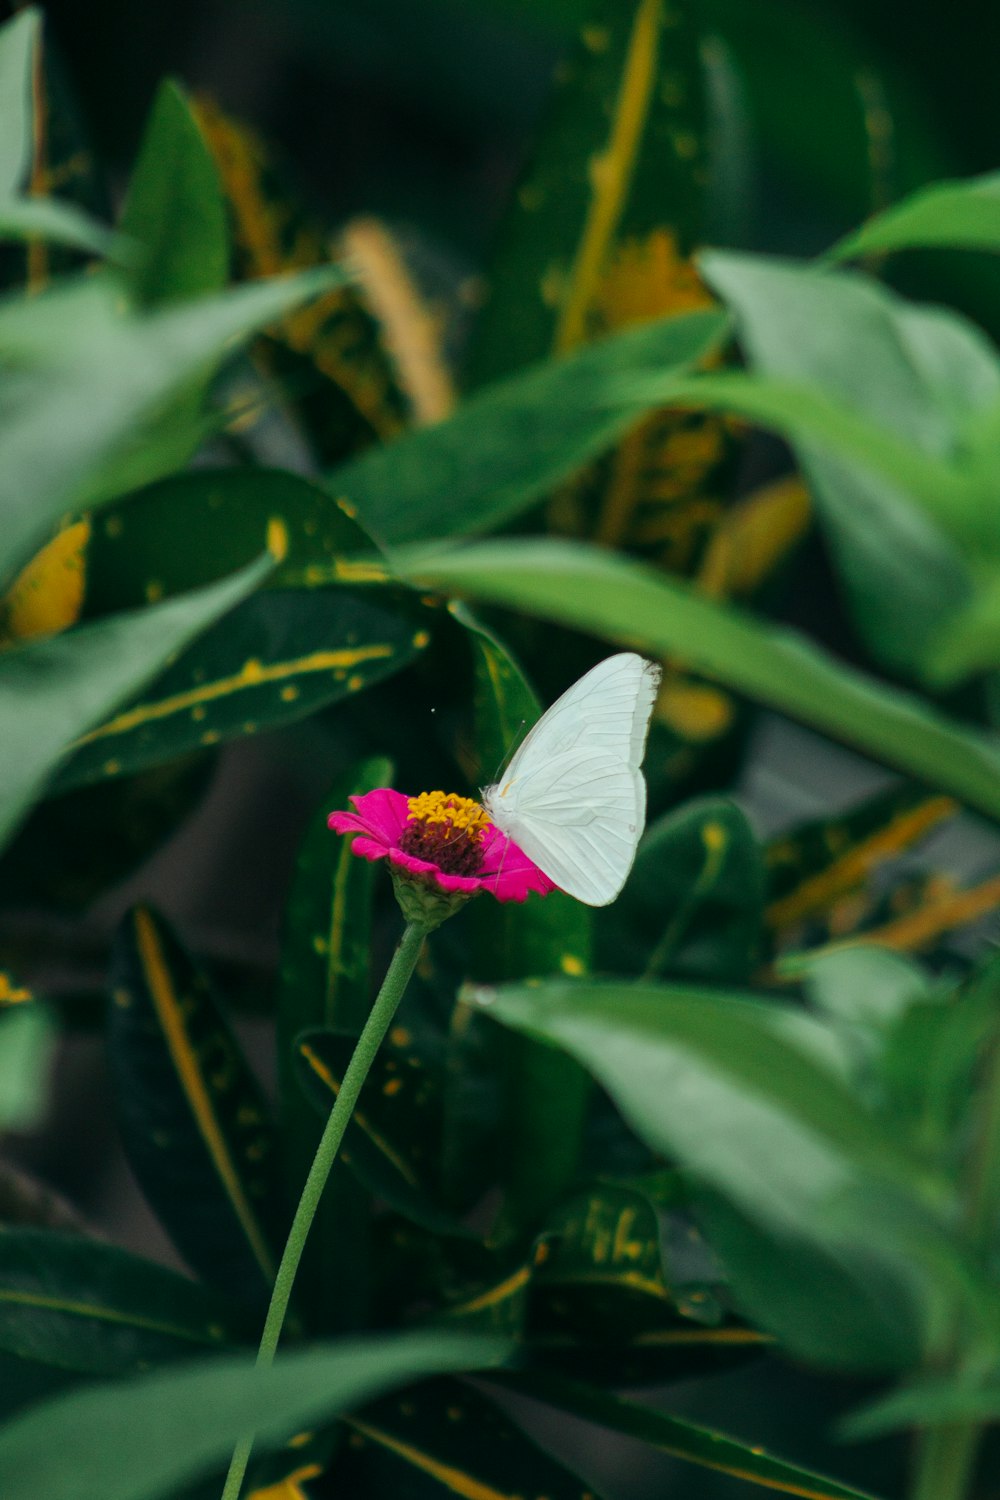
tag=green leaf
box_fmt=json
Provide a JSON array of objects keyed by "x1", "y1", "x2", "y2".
[
  {"x1": 108, "y1": 906, "x2": 286, "y2": 1304},
  {"x1": 82, "y1": 469, "x2": 384, "y2": 615},
  {"x1": 600, "y1": 795, "x2": 765, "y2": 983},
  {"x1": 328, "y1": 308, "x2": 728, "y2": 551},
  {"x1": 0, "y1": 1003, "x2": 52, "y2": 1131},
  {"x1": 295, "y1": 1027, "x2": 465, "y2": 1236},
  {"x1": 694, "y1": 252, "x2": 1000, "y2": 675},
  {"x1": 0, "y1": 1227, "x2": 236, "y2": 1376},
  {"x1": 503, "y1": 1371, "x2": 884, "y2": 1499},
  {"x1": 0, "y1": 262, "x2": 344, "y2": 590},
  {"x1": 463, "y1": 976, "x2": 916, "y2": 1243},
  {"x1": 459, "y1": 607, "x2": 593, "y2": 1229},
  {"x1": 119, "y1": 80, "x2": 228, "y2": 305},
  {"x1": 0, "y1": 1330, "x2": 510, "y2": 1500},
  {"x1": 831, "y1": 171, "x2": 1000, "y2": 262},
  {"x1": 0, "y1": 549, "x2": 271, "y2": 855},
  {"x1": 398, "y1": 538, "x2": 1000, "y2": 826},
  {"x1": 0, "y1": 197, "x2": 120, "y2": 258},
  {"x1": 842, "y1": 1374, "x2": 1000, "y2": 1438},
  {"x1": 338, "y1": 1375, "x2": 599, "y2": 1498},
  {"x1": 52, "y1": 588, "x2": 424, "y2": 793},
  {"x1": 695, "y1": 1190, "x2": 922, "y2": 1372},
  {"x1": 802, "y1": 948, "x2": 932, "y2": 1039},
  {"x1": 276, "y1": 759, "x2": 391, "y2": 1329},
  {"x1": 465, "y1": 0, "x2": 707, "y2": 384},
  {"x1": 0, "y1": 9, "x2": 38, "y2": 198}
]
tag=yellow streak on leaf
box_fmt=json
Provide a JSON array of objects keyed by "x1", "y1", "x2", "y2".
[
  {"x1": 554, "y1": 0, "x2": 662, "y2": 353},
  {"x1": 133, "y1": 908, "x2": 276, "y2": 1283},
  {"x1": 73, "y1": 644, "x2": 393, "y2": 746}
]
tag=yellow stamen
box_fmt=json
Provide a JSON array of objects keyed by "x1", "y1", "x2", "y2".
[{"x1": 406, "y1": 791, "x2": 490, "y2": 841}]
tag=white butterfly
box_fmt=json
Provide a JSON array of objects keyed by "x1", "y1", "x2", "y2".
[{"x1": 482, "y1": 652, "x2": 662, "y2": 907}]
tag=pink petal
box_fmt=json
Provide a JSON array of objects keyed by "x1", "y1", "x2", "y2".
[
  {"x1": 479, "y1": 827, "x2": 558, "y2": 903},
  {"x1": 328, "y1": 787, "x2": 410, "y2": 849},
  {"x1": 387, "y1": 848, "x2": 484, "y2": 894}
]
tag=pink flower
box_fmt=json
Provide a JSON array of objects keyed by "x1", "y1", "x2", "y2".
[{"x1": 328, "y1": 788, "x2": 555, "y2": 904}]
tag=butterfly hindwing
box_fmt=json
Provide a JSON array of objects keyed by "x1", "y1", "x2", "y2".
[{"x1": 483, "y1": 654, "x2": 660, "y2": 906}]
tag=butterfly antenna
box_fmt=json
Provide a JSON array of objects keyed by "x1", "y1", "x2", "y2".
[{"x1": 491, "y1": 717, "x2": 527, "y2": 783}]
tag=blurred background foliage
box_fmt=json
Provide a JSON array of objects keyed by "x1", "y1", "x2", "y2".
[{"x1": 2, "y1": 1, "x2": 1000, "y2": 1498}]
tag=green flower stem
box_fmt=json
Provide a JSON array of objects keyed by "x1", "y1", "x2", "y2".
[
  {"x1": 220, "y1": 919, "x2": 428, "y2": 1500},
  {"x1": 911, "y1": 1425, "x2": 980, "y2": 1500}
]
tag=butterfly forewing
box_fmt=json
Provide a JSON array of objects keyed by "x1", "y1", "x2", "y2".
[{"x1": 483, "y1": 653, "x2": 661, "y2": 906}]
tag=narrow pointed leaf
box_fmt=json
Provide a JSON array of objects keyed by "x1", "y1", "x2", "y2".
[
  {"x1": 109, "y1": 906, "x2": 286, "y2": 1303},
  {"x1": 0, "y1": 1003, "x2": 52, "y2": 1130},
  {"x1": 0, "y1": 549, "x2": 271, "y2": 854},
  {"x1": 327, "y1": 308, "x2": 728, "y2": 551},
  {"x1": 504, "y1": 1372, "x2": 884, "y2": 1499},
  {"x1": 0, "y1": 197, "x2": 119, "y2": 257},
  {"x1": 399, "y1": 538, "x2": 1000, "y2": 826},
  {"x1": 119, "y1": 80, "x2": 227, "y2": 305},
  {"x1": 0, "y1": 263, "x2": 344, "y2": 589},
  {"x1": 339, "y1": 1375, "x2": 599, "y2": 1498},
  {"x1": 0, "y1": 1227, "x2": 237, "y2": 1376},
  {"x1": 52, "y1": 589, "x2": 424, "y2": 792},
  {"x1": 830, "y1": 171, "x2": 1000, "y2": 262},
  {"x1": 0, "y1": 1331, "x2": 510, "y2": 1500},
  {"x1": 0, "y1": 9, "x2": 38, "y2": 197}
]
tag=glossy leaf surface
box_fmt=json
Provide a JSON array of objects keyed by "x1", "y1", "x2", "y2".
[
  {"x1": 0, "y1": 1227, "x2": 235, "y2": 1376},
  {"x1": 108, "y1": 907, "x2": 286, "y2": 1304},
  {"x1": 0, "y1": 549, "x2": 270, "y2": 853}
]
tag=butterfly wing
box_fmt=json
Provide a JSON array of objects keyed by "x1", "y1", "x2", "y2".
[{"x1": 483, "y1": 653, "x2": 661, "y2": 906}]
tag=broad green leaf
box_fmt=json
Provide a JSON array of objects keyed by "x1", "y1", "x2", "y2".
[
  {"x1": 695, "y1": 1190, "x2": 922, "y2": 1372},
  {"x1": 82, "y1": 469, "x2": 385, "y2": 615},
  {"x1": 0, "y1": 1227, "x2": 236, "y2": 1376},
  {"x1": 108, "y1": 906, "x2": 286, "y2": 1304},
  {"x1": 338, "y1": 1375, "x2": 597, "y2": 1498},
  {"x1": 694, "y1": 252, "x2": 1000, "y2": 675},
  {"x1": 831, "y1": 171, "x2": 1000, "y2": 262},
  {"x1": 0, "y1": 262, "x2": 344, "y2": 591},
  {"x1": 459, "y1": 607, "x2": 592, "y2": 1229},
  {"x1": 0, "y1": 548, "x2": 271, "y2": 854},
  {"x1": 463, "y1": 976, "x2": 915, "y2": 1240},
  {"x1": 119, "y1": 80, "x2": 228, "y2": 305},
  {"x1": 601, "y1": 795, "x2": 765, "y2": 983},
  {"x1": 0, "y1": 196, "x2": 120, "y2": 257},
  {"x1": 505, "y1": 1371, "x2": 884, "y2": 1499},
  {"x1": 802, "y1": 948, "x2": 932, "y2": 1038},
  {"x1": 51, "y1": 589, "x2": 424, "y2": 793},
  {"x1": 295, "y1": 1026, "x2": 466, "y2": 1237},
  {"x1": 465, "y1": 0, "x2": 707, "y2": 384},
  {"x1": 0, "y1": 1330, "x2": 509, "y2": 1500},
  {"x1": 276, "y1": 759, "x2": 391, "y2": 1330},
  {"x1": 327, "y1": 308, "x2": 728, "y2": 551},
  {"x1": 0, "y1": 9, "x2": 37, "y2": 198},
  {"x1": 398, "y1": 538, "x2": 1000, "y2": 826},
  {"x1": 0, "y1": 1003, "x2": 52, "y2": 1131}
]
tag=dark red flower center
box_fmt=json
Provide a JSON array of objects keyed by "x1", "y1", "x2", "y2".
[{"x1": 399, "y1": 791, "x2": 490, "y2": 877}]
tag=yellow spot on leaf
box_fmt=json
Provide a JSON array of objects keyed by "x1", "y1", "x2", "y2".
[
  {"x1": 104, "y1": 514, "x2": 124, "y2": 538},
  {"x1": 0, "y1": 974, "x2": 32, "y2": 1006},
  {"x1": 412, "y1": 629, "x2": 430, "y2": 649},
  {"x1": 267, "y1": 517, "x2": 289, "y2": 563},
  {"x1": 145, "y1": 580, "x2": 164, "y2": 604},
  {"x1": 560, "y1": 953, "x2": 585, "y2": 976},
  {"x1": 0, "y1": 520, "x2": 90, "y2": 646},
  {"x1": 103, "y1": 760, "x2": 122, "y2": 777}
]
